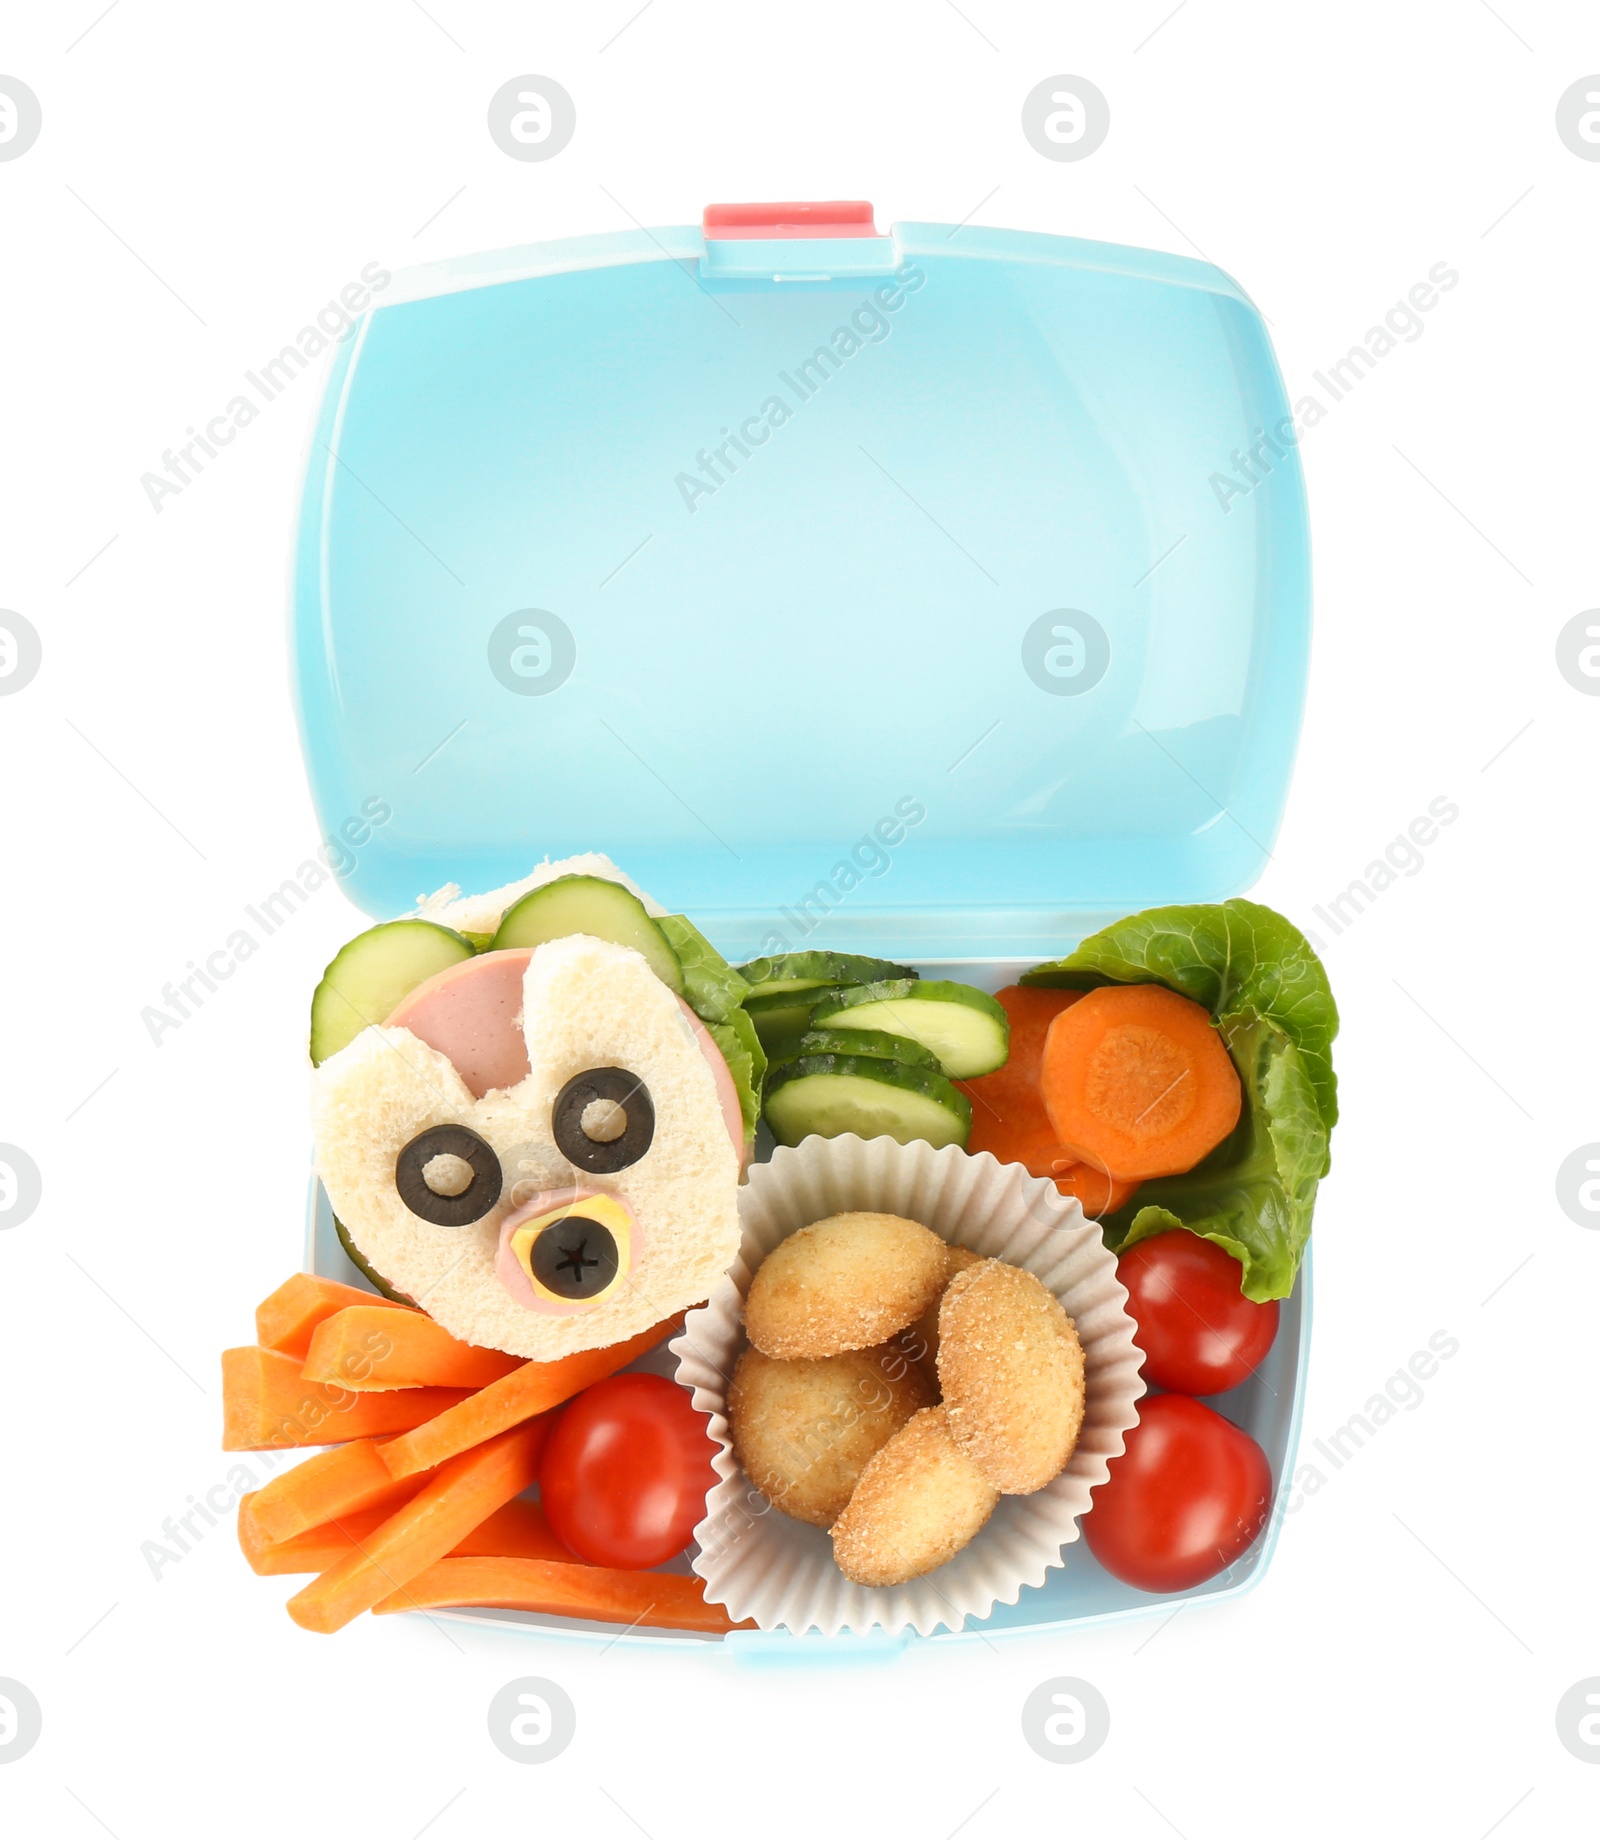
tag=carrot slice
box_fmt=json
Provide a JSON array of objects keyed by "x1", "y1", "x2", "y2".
[
  {"x1": 1041, "y1": 984, "x2": 1241, "y2": 1180},
  {"x1": 221, "y1": 1347, "x2": 472, "y2": 1452},
  {"x1": 372, "y1": 1556, "x2": 752, "y2": 1633},
  {"x1": 960, "y1": 986, "x2": 1085, "y2": 1177},
  {"x1": 286, "y1": 1419, "x2": 551, "y2": 1633},
  {"x1": 238, "y1": 1492, "x2": 563, "y2": 1575},
  {"x1": 1054, "y1": 1163, "x2": 1141, "y2": 1217},
  {"x1": 301, "y1": 1305, "x2": 523, "y2": 1392},
  {"x1": 244, "y1": 1437, "x2": 429, "y2": 1544},
  {"x1": 378, "y1": 1313, "x2": 687, "y2": 1481},
  {"x1": 255, "y1": 1272, "x2": 412, "y2": 1359}
]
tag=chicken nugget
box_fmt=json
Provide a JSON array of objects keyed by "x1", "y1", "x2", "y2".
[
  {"x1": 938, "y1": 1259, "x2": 1086, "y2": 1493},
  {"x1": 830, "y1": 1406, "x2": 998, "y2": 1586},
  {"x1": 903, "y1": 1242, "x2": 984, "y2": 1386},
  {"x1": 744, "y1": 1212, "x2": 950, "y2": 1359},
  {"x1": 728, "y1": 1344, "x2": 932, "y2": 1528}
]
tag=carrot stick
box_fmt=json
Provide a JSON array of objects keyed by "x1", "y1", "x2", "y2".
[
  {"x1": 244, "y1": 1437, "x2": 429, "y2": 1544},
  {"x1": 238, "y1": 1492, "x2": 562, "y2": 1576},
  {"x1": 301, "y1": 1305, "x2": 523, "y2": 1392},
  {"x1": 451, "y1": 1498, "x2": 570, "y2": 1563},
  {"x1": 238, "y1": 1493, "x2": 409, "y2": 1575},
  {"x1": 221, "y1": 1347, "x2": 471, "y2": 1452},
  {"x1": 255, "y1": 1272, "x2": 412, "y2": 1359},
  {"x1": 960, "y1": 986, "x2": 1085, "y2": 1177},
  {"x1": 372, "y1": 1556, "x2": 752, "y2": 1633},
  {"x1": 286, "y1": 1420, "x2": 550, "y2": 1633},
  {"x1": 378, "y1": 1313, "x2": 686, "y2": 1481},
  {"x1": 1041, "y1": 983, "x2": 1242, "y2": 1180}
]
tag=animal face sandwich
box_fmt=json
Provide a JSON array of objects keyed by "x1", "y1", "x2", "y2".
[{"x1": 309, "y1": 857, "x2": 759, "y2": 1361}]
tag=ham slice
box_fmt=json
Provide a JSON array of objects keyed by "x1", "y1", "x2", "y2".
[{"x1": 386, "y1": 949, "x2": 532, "y2": 1098}]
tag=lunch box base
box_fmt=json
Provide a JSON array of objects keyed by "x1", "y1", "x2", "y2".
[{"x1": 304, "y1": 956, "x2": 1310, "y2": 1655}]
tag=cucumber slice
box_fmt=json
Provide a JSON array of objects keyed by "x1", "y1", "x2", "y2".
[
  {"x1": 488, "y1": 875, "x2": 684, "y2": 994},
  {"x1": 763, "y1": 1054, "x2": 972, "y2": 1150},
  {"x1": 310, "y1": 920, "x2": 476, "y2": 1065},
  {"x1": 746, "y1": 976, "x2": 833, "y2": 999},
  {"x1": 333, "y1": 1214, "x2": 416, "y2": 1305},
  {"x1": 745, "y1": 984, "x2": 849, "y2": 1052},
  {"x1": 791, "y1": 1026, "x2": 939, "y2": 1070},
  {"x1": 736, "y1": 950, "x2": 917, "y2": 1000},
  {"x1": 810, "y1": 980, "x2": 1010, "y2": 1079}
]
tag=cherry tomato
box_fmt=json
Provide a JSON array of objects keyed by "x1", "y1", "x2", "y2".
[
  {"x1": 1117, "y1": 1230, "x2": 1279, "y2": 1395},
  {"x1": 539, "y1": 1373, "x2": 719, "y2": 1570},
  {"x1": 1084, "y1": 1394, "x2": 1272, "y2": 1593}
]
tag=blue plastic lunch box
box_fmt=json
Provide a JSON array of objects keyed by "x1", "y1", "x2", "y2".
[{"x1": 291, "y1": 201, "x2": 1313, "y2": 1651}]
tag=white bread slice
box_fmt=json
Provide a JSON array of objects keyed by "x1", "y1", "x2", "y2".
[
  {"x1": 312, "y1": 934, "x2": 739, "y2": 1361},
  {"x1": 414, "y1": 852, "x2": 665, "y2": 937}
]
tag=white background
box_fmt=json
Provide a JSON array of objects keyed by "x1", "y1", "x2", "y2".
[{"x1": 2, "y1": 1, "x2": 1597, "y2": 1833}]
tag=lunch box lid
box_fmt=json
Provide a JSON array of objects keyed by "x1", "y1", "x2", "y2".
[{"x1": 291, "y1": 204, "x2": 1309, "y2": 958}]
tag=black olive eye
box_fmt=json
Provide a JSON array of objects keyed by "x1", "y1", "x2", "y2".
[
  {"x1": 395, "y1": 1124, "x2": 502, "y2": 1226},
  {"x1": 529, "y1": 1217, "x2": 621, "y2": 1299},
  {"x1": 552, "y1": 1068, "x2": 655, "y2": 1173}
]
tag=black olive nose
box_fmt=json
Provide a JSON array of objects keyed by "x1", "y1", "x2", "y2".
[{"x1": 529, "y1": 1217, "x2": 620, "y2": 1299}]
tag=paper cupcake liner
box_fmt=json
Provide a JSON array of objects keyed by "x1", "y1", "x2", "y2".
[{"x1": 671, "y1": 1135, "x2": 1146, "y2": 1637}]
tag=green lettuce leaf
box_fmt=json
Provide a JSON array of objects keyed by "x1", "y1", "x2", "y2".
[
  {"x1": 658, "y1": 915, "x2": 763, "y2": 1139},
  {"x1": 658, "y1": 915, "x2": 751, "y2": 1025},
  {"x1": 1023, "y1": 899, "x2": 1338, "y2": 1301},
  {"x1": 1105, "y1": 1020, "x2": 1326, "y2": 1301},
  {"x1": 708, "y1": 1007, "x2": 767, "y2": 1140}
]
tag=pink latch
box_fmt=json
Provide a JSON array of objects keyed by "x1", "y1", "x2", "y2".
[{"x1": 703, "y1": 201, "x2": 880, "y2": 241}]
